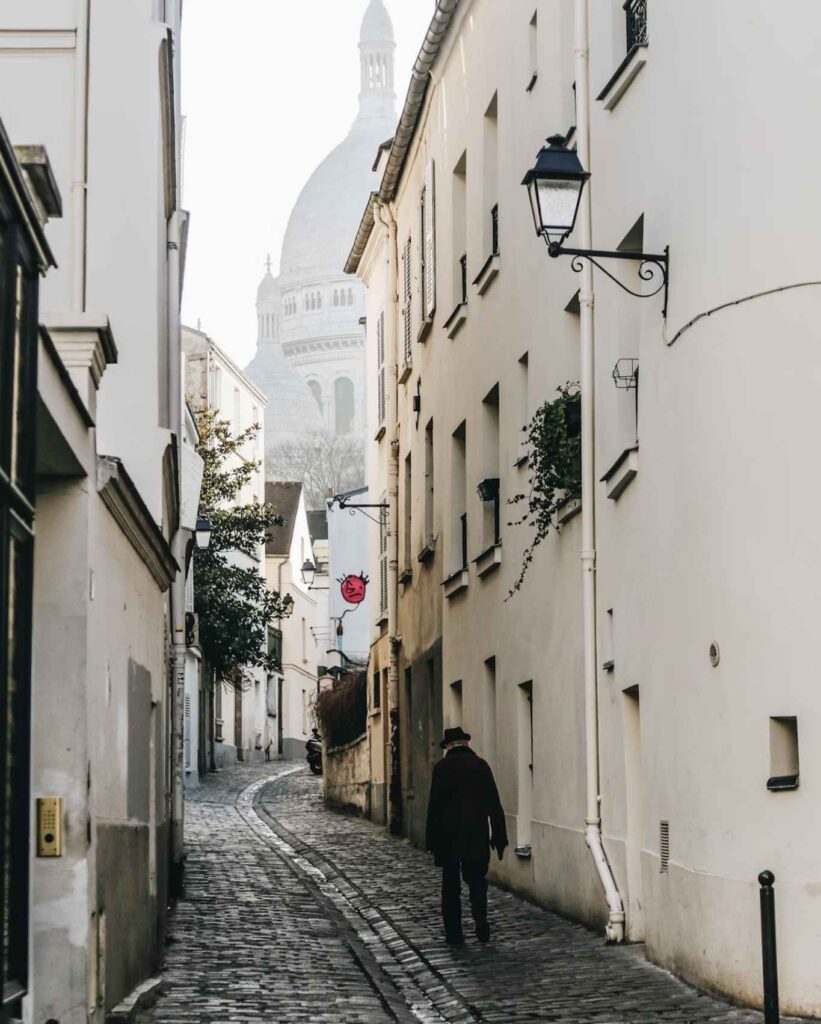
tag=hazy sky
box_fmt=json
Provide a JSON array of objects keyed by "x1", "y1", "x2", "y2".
[{"x1": 180, "y1": 0, "x2": 433, "y2": 368}]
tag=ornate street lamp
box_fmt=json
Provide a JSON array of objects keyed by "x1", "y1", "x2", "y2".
[
  {"x1": 194, "y1": 515, "x2": 212, "y2": 551},
  {"x1": 281, "y1": 594, "x2": 295, "y2": 618},
  {"x1": 523, "y1": 134, "x2": 670, "y2": 317},
  {"x1": 300, "y1": 559, "x2": 316, "y2": 587}
]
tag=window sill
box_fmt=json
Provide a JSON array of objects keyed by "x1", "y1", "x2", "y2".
[
  {"x1": 369, "y1": 707, "x2": 382, "y2": 719},
  {"x1": 417, "y1": 315, "x2": 434, "y2": 344},
  {"x1": 556, "y1": 495, "x2": 582, "y2": 525},
  {"x1": 602, "y1": 659, "x2": 615, "y2": 674},
  {"x1": 398, "y1": 567, "x2": 413, "y2": 585},
  {"x1": 417, "y1": 539, "x2": 436, "y2": 564},
  {"x1": 767, "y1": 774, "x2": 799, "y2": 792},
  {"x1": 442, "y1": 568, "x2": 469, "y2": 599},
  {"x1": 374, "y1": 424, "x2": 386, "y2": 442},
  {"x1": 473, "y1": 543, "x2": 502, "y2": 579},
  {"x1": 597, "y1": 43, "x2": 648, "y2": 111},
  {"x1": 375, "y1": 613, "x2": 389, "y2": 631},
  {"x1": 514, "y1": 453, "x2": 529, "y2": 470},
  {"x1": 601, "y1": 445, "x2": 638, "y2": 500},
  {"x1": 444, "y1": 301, "x2": 468, "y2": 340},
  {"x1": 514, "y1": 845, "x2": 532, "y2": 859},
  {"x1": 473, "y1": 253, "x2": 500, "y2": 296},
  {"x1": 398, "y1": 362, "x2": 413, "y2": 385}
]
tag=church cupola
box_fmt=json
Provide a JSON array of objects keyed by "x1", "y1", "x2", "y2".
[
  {"x1": 358, "y1": 0, "x2": 395, "y2": 118},
  {"x1": 256, "y1": 254, "x2": 280, "y2": 347}
]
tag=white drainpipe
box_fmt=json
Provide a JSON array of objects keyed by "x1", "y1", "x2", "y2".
[
  {"x1": 72, "y1": 0, "x2": 90, "y2": 312},
  {"x1": 378, "y1": 200, "x2": 401, "y2": 834},
  {"x1": 575, "y1": 0, "x2": 625, "y2": 944}
]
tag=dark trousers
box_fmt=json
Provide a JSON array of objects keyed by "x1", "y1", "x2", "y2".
[{"x1": 441, "y1": 856, "x2": 489, "y2": 938}]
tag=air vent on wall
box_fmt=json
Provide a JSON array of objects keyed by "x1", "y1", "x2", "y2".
[{"x1": 659, "y1": 820, "x2": 670, "y2": 873}]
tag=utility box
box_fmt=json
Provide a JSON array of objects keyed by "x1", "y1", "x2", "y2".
[{"x1": 36, "y1": 796, "x2": 63, "y2": 857}]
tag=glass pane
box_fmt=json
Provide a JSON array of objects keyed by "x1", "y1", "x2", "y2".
[
  {"x1": 3, "y1": 527, "x2": 31, "y2": 989},
  {"x1": 10, "y1": 266, "x2": 33, "y2": 495},
  {"x1": 536, "y1": 178, "x2": 582, "y2": 233}
]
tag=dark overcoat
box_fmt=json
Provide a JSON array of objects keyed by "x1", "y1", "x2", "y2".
[{"x1": 425, "y1": 747, "x2": 508, "y2": 866}]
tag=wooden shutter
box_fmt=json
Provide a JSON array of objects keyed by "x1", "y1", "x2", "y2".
[
  {"x1": 379, "y1": 496, "x2": 388, "y2": 613},
  {"x1": 377, "y1": 311, "x2": 386, "y2": 428},
  {"x1": 402, "y1": 236, "x2": 412, "y2": 364},
  {"x1": 423, "y1": 159, "x2": 436, "y2": 319}
]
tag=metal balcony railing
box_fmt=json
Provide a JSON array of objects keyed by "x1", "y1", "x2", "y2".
[{"x1": 625, "y1": 0, "x2": 648, "y2": 50}]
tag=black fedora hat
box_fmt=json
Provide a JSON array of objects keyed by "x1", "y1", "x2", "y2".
[{"x1": 441, "y1": 726, "x2": 471, "y2": 749}]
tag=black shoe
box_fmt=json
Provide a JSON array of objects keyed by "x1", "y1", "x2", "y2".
[
  {"x1": 475, "y1": 920, "x2": 490, "y2": 943},
  {"x1": 445, "y1": 933, "x2": 465, "y2": 945}
]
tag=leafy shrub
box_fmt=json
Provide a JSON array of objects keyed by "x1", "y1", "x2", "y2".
[{"x1": 316, "y1": 672, "x2": 367, "y2": 749}]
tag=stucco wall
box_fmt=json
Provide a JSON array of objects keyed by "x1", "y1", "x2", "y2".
[{"x1": 324, "y1": 734, "x2": 372, "y2": 817}]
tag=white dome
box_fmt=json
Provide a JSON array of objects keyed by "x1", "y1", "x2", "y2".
[{"x1": 245, "y1": 345, "x2": 323, "y2": 446}]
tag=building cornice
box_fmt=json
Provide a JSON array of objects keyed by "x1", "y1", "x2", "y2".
[{"x1": 97, "y1": 456, "x2": 179, "y2": 592}]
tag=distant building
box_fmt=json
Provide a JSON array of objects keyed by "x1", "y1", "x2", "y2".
[
  {"x1": 183, "y1": 325, "x2": 270, "y2": 769},
  {"x1": 246, "y1": 0, "x2": 398, "y2": 485}
]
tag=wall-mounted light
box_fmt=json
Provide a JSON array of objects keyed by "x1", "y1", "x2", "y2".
[
  {"x1": 300, "y1": 559, "x2": 316, "y2": 587},
  {"x1": 523, "y1": 135, "x2": 669, "y2": 317},
  {"x1": 281, "y1": 594, "x2": 295, "y2": 618},
  {"x1": 195, "y1": 515, "x2": 213, "y2": 551}
]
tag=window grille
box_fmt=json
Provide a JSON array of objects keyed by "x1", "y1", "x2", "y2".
[
  {"x1": 659, "y1": 820, "x2": 670, "y2": 873},
  {"x1": 491, "y1": 204, "x2": 500, "y2": 256},
  {"x1": 459, "y1": 253, "x2": 468, "y2": 305},
  {"x1": 625, "y1": 0, "x2": 648, "y2": 50}
]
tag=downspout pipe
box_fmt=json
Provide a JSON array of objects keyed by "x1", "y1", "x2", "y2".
[
  {"x1": 72, "y1": 0, "x2": 90, "y2": 312},
  {"x1": 575, "y1": 0, "x2": 625, "y2": 944},
  {"x1": 377, "y1": 200, "x2": 401, "y2": 835}
]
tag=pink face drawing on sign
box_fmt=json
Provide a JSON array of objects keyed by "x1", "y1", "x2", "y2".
[{"x1": 339, "y1": 573, "x2": 369, "y2": 605}]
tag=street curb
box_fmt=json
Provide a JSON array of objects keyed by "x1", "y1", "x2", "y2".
[{"x1": 106, "y1": 976, "x2": 164, "y2": 1023}]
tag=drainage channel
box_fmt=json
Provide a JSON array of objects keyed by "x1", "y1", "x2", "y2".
[{"x1": 237, "y1": 771, "x2": 484, "y2": 1024}]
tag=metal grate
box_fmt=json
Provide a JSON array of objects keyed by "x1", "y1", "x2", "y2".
[
  {"x1": 625, "y1": 0, "x2": 648, "y2": 50},
  {"x1": 659, "y1": 820, "x2": 670, "y2": 873}
]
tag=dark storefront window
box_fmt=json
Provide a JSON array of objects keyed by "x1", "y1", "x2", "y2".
[{"x1": 0, "y1": 203, "x2": 40, "y2": 1016}]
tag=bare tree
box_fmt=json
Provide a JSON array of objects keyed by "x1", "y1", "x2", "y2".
[{"x1": 266, "y1": 430, "x2": 365, "y2": 510}]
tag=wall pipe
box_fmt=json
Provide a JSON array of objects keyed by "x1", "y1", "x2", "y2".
[
  {"x1": 377, "y1": 200, "x2": 402, "y2": 834},
  {"x1": 575, "y1": 0, "x2": 625, "y2": 943},
  {"x1": 72, "y1": 0, "x2": 90, "y2": 312}
]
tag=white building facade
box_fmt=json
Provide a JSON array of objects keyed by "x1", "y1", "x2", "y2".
[
  {"x1": 0, "y1": 0, "x2": 199, "y2": 1018},
  {"x1": 183, "y1": 325, "x2": 271, "y2": 770},
  {"x1": 349, "y1": 0, "x2": 821, "y2": 1016}
]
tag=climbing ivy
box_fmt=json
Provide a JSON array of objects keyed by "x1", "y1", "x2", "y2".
[{"x1": 508, "y1": 382, "x2": 582, "y2": 596}]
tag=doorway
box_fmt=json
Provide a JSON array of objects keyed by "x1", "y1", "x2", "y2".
[{"x1": 622, "y1": 685, "x2": 645, "y2": 940}]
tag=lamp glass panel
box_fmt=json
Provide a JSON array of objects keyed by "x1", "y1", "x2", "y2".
[{"x1": 536, "y1": 178, "x2": 582, "y2": 234}]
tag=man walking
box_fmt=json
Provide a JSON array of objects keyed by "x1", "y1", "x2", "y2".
[{"x1": 425, "y1": 727, "x2": 508, "y2": 944}]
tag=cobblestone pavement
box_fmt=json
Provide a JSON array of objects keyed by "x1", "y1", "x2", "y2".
[{"x1": 145, "y1": 763, "x2": 805, "y2": 1024}]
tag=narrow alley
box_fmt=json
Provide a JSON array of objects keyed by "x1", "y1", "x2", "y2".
[{"x1": 144, "y1": 766, "x2": 800, "y2": 1024}]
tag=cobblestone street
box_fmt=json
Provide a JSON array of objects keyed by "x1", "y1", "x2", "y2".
[{"x1": 145, "y1": 764, "x2": 801, "y2": 1024}]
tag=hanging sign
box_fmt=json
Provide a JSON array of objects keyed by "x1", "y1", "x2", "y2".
[{"x1": 339, "y1": 573, "x2": 369, "y2": 606}]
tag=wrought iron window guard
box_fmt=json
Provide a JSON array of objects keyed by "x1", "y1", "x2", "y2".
[
  {"x1": 546, "y1": 241, "x2": 669, "y2": 319},
  {"x1": 625, "y1": 0, "x2": 648, "y2": 50}
]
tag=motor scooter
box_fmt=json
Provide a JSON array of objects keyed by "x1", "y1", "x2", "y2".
[{"x1": 306, "y1": 730, "x2": 323, "y2": 775}]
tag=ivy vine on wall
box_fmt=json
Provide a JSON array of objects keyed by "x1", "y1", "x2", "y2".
[{"x1": 508, "y1": 382, "x2": 582, "y2": 596}]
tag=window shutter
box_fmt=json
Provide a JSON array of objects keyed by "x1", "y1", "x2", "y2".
[
  {"x1": 402, "y1": 237, "x2": 412, "y2": 364},
  {"x1": 379, "y1": 496, "x2": 388, "y2": 613},
  {"x1": 377, "y1": 311, "x2": 386, "y2": 427},
  {"x1": 423, "y1": 159, "x2": 436, "y2": 319}
]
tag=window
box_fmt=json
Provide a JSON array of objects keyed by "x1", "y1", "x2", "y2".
[
  {"x1": 450, "y1": 680, "x2": 463, "y2": 728},
  {"x1": 481, "y1": 385, "x2": 501, "y2": 548},
  {"x1": 301, "y1": 617, "x2": 307, "y2": 662},
  {"x1": 233, "y1": 386, "x2": 241, "y2": 433},
  {"x1": 334, "y1": 377, "x2": 355, "y2": 435},
  {"x1": 768, "y1": 717, "x2": 799, "y2": 790},
  {"x1": 401, "y1": 236, "x2": 412, "y2": 365},
  {"x1": 451, "y1": 422, "x2": 467, "y2": 572},
  {"x1": 483, "y1": 94, "x2": 499, "y2": 258},
  {"x1": 452, "y1": 152, "x2": 467, "y2": 307},
  {"x1": 209, "y1": 363, "x2": 222, "y2": 410},
  {"x1": 517, "y1": 353, "x2": 529, "y2": 463},
  {"x1": 372, "y1": 671, "x2": 381, "y2": 710},
  {"x1": 517, "y1": 681, "x2": 534, "y2": 849},
  {"x1": 308, "y1": 380, "x2": 323, "y2": 416},
  {"x1": 378, "y1": 495, "x2": 388, "y2": 617},
  {"x1": 424, "y1": 419, "x2": 434, "y2": 546},
  {"x1": 483, "y1": 657, "x2": 497, "y2": 769},
  {"x1": 527, "y1": 10, "x2": 538, "y2": 91},
  {"x1": 420, "y1": 160, "x2": 436, "y2": 323},
  {"x1": 403, "y1": 453, "x2": 412, "y2": 570},
  {"x1": 333, "y1": 289, "x2": 338, "y2": 307},
  {"x1": 376, "y1": 312, "x2": 386, "y2": 433},
  {"x1": 625, "y1": 0, "x2": 648, "y2": 51}
]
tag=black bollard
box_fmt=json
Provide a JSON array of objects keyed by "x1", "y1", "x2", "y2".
[{"x1": 758, "y1": 870, "x2": 780, "y2": 1024}]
